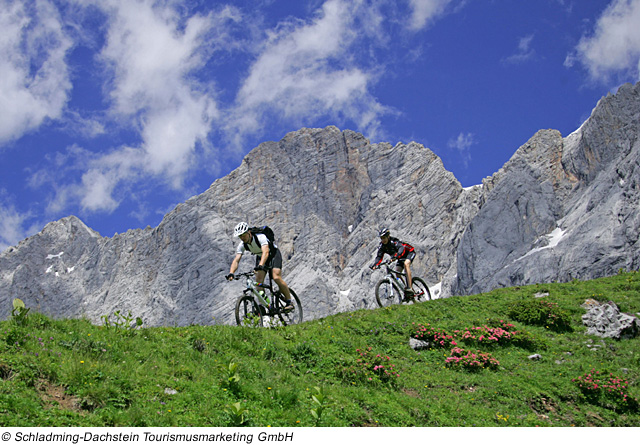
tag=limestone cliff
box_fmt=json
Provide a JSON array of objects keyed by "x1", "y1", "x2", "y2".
[
  {"x1": 2, "y1": 82, "x2": 639, "y2": 326},
  {"x1": 451, "y1": 82, "x2": 640, "y2": 295}
]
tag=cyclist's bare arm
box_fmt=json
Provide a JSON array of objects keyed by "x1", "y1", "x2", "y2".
[
  {"x1": 257, "y1": 245, "x2": 269, "y2": 268},
  {"x1": 228, "y1": 253, "x2": 242, "y2": 279}
]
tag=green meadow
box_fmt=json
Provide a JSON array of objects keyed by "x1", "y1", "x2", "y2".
[{"x1": 2, "y1": 271, "x2": 639, "y2": 427}]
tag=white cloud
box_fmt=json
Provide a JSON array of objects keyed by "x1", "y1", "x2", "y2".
[
  {"x1": 64, "y1": 111, "x2": 106, "y2": 139},
  {"x1": 448, "y1": 132, "x2": 475, "y2": 150},
  {"x1": 0, "y1": 0, "x2": 73, "y2": 145},
  {"x1": 0, "y1": 188, "x2": 37, "y2": 252},
  {"x1": 226, "y1": 0, "x2": 466, "y2": 146},
  {"x1": 448, "y1": 132, "x2": 475, "y2": 167},
  {"x1": 80, "y1": 168, "x2": 120, "y2": 213},
  {"x1": 407, "y1": 0, "x2": 454, "y2": 30},
  {"x1": 502, "y1": 34, "x2": 537, "y2": 65},
  {"x1": 0, "y1": 203, "x2": 27, "y2": 252},
  {"x1": 100, "y1": 1, "x2": 214, "y2": 115},
  {"x1": 99, "y1": 0, "x2": 220, "y2": 171},
  {"x1": 570, "y1": 0, "x2": 640, "y2": 82},
  {"x1": 226, "y1": 0, "x2": 393, "y2": 146},
  {"x1": 10, "y1": 0, "x2": 461, "y2": 221},
  {"x1": 58, "y1": 0, "x2": 230, "y2": 210}
]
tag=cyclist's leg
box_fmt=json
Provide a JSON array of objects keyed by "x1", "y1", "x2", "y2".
[
  {"x1": 254, "y1": 256, "x2": 267, "y2": 283},
  {"x1": 268, "y1": 250, "x2": 292, "y2": 303},
  {"x1": 402, "y1": 252, "x2": 416, "y2": 294},
  {"x1": 393, "y1": 261, "x2": 408, "y2": 289},
  {"x1": 272, "y1": 269, "x2": 291, "y2": 299},
  {"x1": 404, "y1": 260, "x2": 413, "y2": 288}
]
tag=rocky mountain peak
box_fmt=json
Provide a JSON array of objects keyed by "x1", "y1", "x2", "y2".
[
  {"x1": 452, "y1": 82, "x2": 640, "y2": 296},
  {"x1": 2, "y1": 82, "x2": 639, "y2": 326}
]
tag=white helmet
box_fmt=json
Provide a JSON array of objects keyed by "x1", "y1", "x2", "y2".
[{"x1": 233, "y1": 221, "x2": 249, "y2": 237}]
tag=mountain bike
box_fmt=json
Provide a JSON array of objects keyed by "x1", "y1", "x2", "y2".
[
  {"x1": 373, "y1": 259, "x2": 431, "y2": 307},
  {"x1": 233, "y1": 270, "x2": 303, "y2": 327}
]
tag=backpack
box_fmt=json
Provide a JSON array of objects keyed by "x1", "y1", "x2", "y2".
[
  {"x1": 244, "y1": 226, "x2": 276, "y2": 253},
  {"x1": 250, "y1": 226, "x2": 275, "y2": 243}
]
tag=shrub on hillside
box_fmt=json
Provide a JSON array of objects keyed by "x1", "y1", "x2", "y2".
[
  {"x1": 412, "y1": 320, "x2": 543, "y2": 351},
  {"x1": 339, "y1": 346, "x2": 400, "y2": 387},
  {"x1": 573, "y1": 368, "x2": 639, "y2": 413},
  {"x1": 445, "y1": 348, "x2": 499, "y2": 371},
  {"x1": 411, "y1": 323, "x2": 457, "y2": 348},
  {"x1": 454, "y1": 321, "x2": 544, "y2": 351},
  {"x1": 507, "y1": 299, "x2": 572, "y2": 332}
]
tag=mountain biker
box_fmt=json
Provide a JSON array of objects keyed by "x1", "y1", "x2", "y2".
[
  {"x1": 226, "y1": 222, "x2": 294, "y2": 311},
  {"x1": 370, "y1": 228, "x2": 416, "y2": 298}
]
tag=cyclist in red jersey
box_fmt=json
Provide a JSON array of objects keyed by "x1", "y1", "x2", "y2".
[{"x1": 370, "y1": 228, "x2": 416, "y2": 297}]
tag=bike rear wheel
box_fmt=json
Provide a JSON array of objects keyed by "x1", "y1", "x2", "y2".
[
  {"x1": 275, "y1": 288, "x2": 303, "y2": 326},
  {"x1": 235, "y1": 294, "x2": 264, "y2": 327},
  {"x1": 411, "y1": 277, "x2": 431, "y2": 302},
  {"x1": 375, "y1": 278, "x2": 402, "y2": 307}
]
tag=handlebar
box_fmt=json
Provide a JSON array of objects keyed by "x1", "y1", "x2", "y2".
[
  {"x1": 229, "y1": 271, "x2": 270, "y2": 289},
  {"x1": 235, "y1": 271, "x2": 256, "y2": 278},
  {"x1": 372, "y1": 259, "x2": 394, "y2": 269},
  {"x1": 373, "y1": 260, "x2": 406, "y2": 280}
]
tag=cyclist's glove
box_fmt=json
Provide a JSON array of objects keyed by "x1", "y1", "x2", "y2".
[
  {"x1": 254, "y1": 265, "x2": 266, "y2": 272},
  {"x1": 225, "y1": 273, "x2": 235, "y2": 281},
  {"x1": 369, "y1": 264, "x2": 377, "y2": 270}
]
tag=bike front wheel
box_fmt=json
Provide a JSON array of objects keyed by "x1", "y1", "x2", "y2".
[
  {"x1": 235, "y1": 294, "x2": 264, "y2": 327},
  {"x1": 375, "y1": 278, "x2": 402, "y2": 307},
  {"x1": 411, "y1": 277, "x2": 431, "y2": 302}
]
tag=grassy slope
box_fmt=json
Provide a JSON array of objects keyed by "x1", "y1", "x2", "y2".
[{"x1": 1, "y1": 271, "x2": 639, "y2": 427}]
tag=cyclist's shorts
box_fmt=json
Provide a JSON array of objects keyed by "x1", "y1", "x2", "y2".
[
  {"x1": 254, "y1": 248, "x2": 283, "y2": 270},
  {"x1": 396, "y1": 251, "x2": 416, "y2": 265}
]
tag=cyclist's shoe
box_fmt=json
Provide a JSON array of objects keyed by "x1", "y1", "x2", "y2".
[
  {"x1": 403, "y1": 288, "x2": 415, "y2": 301},
  {"x1": 283, "y1": 300, "x2": 295, "y2": 312}
]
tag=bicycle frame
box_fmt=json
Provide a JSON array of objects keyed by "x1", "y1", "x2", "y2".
[
  {"x1": 238, "y1": 271, "x2": 277, "y2": 308},
  {"x1": 373, "y1": 259, "x2": 431, "y2": 308},
  {"x1": 380, "y1": 260, "x2": 408, "y2": 288},
  {"x1": 234, "y1": 269, "x2": 303, "y2": 327}
]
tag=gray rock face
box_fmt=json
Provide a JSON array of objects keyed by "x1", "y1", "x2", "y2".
[
  {"x1": 450, "y1": 82, "x2": 640, "y2": 295},
  {"x1": 1, "y1": 128, "x2": 479, "y2": 326},
  {"x1": 2, "y1": 82, "x2": 640, "y2": 327}
]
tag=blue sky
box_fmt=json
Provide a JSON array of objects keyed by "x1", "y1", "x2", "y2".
[{"x1": 1, "y1": 0, "x2": 640, "y2": 251}]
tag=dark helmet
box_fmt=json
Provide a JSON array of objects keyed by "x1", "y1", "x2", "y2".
[{"x1": 378, "y1": 227, "x2": 390, "y2": 238}]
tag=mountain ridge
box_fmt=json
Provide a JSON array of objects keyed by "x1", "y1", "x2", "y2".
[
  {"x1": 2, "y1": 82, "x2": 639, "y2": 326},
  {"x1": 451, "y1": 82, "x2": 640, "y2": 296}
]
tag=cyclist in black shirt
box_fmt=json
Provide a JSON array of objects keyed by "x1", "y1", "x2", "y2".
[{"x1": 370, "y1": 228, "x2": 416, "y2": 296}]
